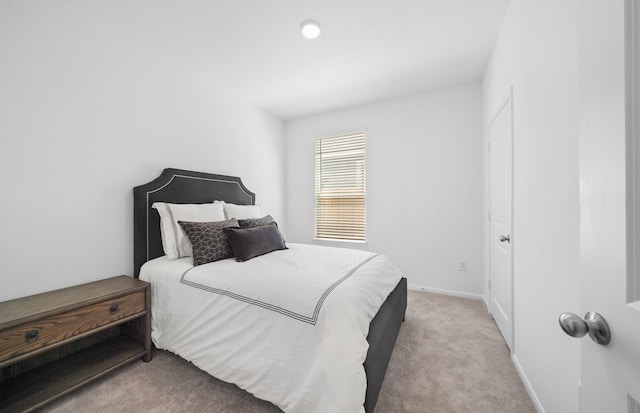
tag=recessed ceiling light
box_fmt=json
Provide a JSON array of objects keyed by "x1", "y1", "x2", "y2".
[{"x1": 301, "y1": 20, "x2": 321, "y2": 39}]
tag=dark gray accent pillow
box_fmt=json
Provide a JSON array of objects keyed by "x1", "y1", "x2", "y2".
[
  {"x1": 223, "y1": 223, "x2": 287, "y2": 262},
  {"x1": 238, "y1": 215, "x2": 276, "y2": 229},
  {"x1": 238, "y1": 215, "x2": 287, "y2": 244},
  {"x1": 178, "y1": 219, "x2": 239, "y2": 266}
]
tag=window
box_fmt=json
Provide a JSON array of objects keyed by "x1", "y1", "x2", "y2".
[{"x1": 314, "y1": 131, "x2": 366, "y2": 241}]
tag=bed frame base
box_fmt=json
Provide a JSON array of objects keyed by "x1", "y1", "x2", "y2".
[{"x1": 365, "y1": 277, "x2": 407, "y2": 412}]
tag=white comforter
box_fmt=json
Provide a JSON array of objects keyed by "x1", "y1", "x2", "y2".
[{"x1": 140, "y1": 243, "x2": 403, "y2": 413}]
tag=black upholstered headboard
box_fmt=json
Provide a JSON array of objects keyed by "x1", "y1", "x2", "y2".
[{"x1": 133, "y1": 168, "x2": 255, "y2": 277}]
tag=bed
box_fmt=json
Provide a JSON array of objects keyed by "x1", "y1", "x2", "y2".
[{"x1": 133, "y1": 168, "x2": 407, "y2": 413}]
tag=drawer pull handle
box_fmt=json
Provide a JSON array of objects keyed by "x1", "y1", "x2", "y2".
[
  {"x1": 109, "y1": 304, "x2": 119, "y2": 314},
  {"x1": 25, "y1": 330, "x2": 39, "y2": 342}
]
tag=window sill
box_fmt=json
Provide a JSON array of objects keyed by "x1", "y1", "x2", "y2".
[{"x1": 313, "y1": 238, "x2": 368, "y2": 246}]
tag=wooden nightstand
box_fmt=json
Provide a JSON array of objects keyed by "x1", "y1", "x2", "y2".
[{"x1": 0, "y1": 275, "x2": 151, "y2": 413}]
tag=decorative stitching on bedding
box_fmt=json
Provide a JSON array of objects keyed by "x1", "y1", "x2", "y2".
[{"x1": 179, "y1": 254, "x2": 379, "y2": 325}]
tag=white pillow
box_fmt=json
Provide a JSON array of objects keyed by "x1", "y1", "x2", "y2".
[
  {"x1": 216, "y1": 201, "x2": 264, "y2": 219},
  {"x1": 152, "y1": 202, "x2": 226, "y2": 259}
]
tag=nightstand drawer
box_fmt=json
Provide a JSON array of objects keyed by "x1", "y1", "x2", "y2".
[{"x1": 0, "y1": 291, "x2": 145, "y2": 363}]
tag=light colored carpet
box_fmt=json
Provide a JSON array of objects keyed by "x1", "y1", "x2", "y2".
[{"x1": 41, "y1": 291, "x2": 536, "y2": 413}]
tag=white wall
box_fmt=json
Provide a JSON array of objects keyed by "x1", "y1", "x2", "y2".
[
  {"x1": 483, "y1": 1, "x2": 581, "y2": 412},
  {"x1": 285, "y1": 83, "x2": 484, "y2": 297},
  {"x1": 0, "y1": 1, "x2": 285, "y2": 301}
]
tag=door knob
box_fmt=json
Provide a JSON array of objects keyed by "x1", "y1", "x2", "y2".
[
  {"x1": 499, "y1": 235, "x2": 511, "y2": 243},
  {"x1": 559, "y1": 312, "x2": 611, "y2": 345}
]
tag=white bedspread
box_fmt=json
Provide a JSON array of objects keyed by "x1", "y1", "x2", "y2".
[{"x1": 140, "y1": 243, "x2": 403, "y2": 413}]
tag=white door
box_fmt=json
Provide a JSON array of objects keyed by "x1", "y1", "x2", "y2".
[
  {"x1": 488, "y1": 89, "x2": 513, "y2": 350},
  {"x1": 575, "y1": 1, "x2": 640, "y2": 411}
]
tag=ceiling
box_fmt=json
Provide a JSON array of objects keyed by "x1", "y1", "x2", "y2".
[{"x1": 71, "y1": 0, "x2": 511, "y2": 120}]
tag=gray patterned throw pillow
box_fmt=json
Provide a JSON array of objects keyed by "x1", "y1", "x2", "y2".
[
  {"x1": 238, "y1": 215, "x2": 276, "y2": 229},
  {"x1": 178, "y1": 219, "x2": 239, "y2": 266}
]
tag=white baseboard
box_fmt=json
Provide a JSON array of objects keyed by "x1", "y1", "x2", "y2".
[
  {"x1": 483, "y1": 295, "x2": 490, "y2": 312},
  {"x1": 512, "y1": 353, "x2": 546, "y2": 413},
  {"x1": 407, "y1": 284, "x2": 483, "y2": 301}
]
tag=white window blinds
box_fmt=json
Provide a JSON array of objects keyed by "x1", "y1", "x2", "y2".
[{"x1": 314, "y1": 131, "x2": 366, "y2": 241}]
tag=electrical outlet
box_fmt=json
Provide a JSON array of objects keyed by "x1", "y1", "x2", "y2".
[{"x1": 458, "y1": 260, "x2": 468, "y2": 271}]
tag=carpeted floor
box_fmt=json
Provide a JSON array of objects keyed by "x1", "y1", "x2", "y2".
[{"x1": 41, "y1": 291, "x2": 536, "y2": 413}]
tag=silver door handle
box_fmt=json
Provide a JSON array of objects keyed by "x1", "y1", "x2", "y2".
[
  {"x1": 559, "y1": 312, "x2": 611, "y2": 345},
  {"x1": 499, "y1": 235, "x2": 511, "y2": 243}
]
